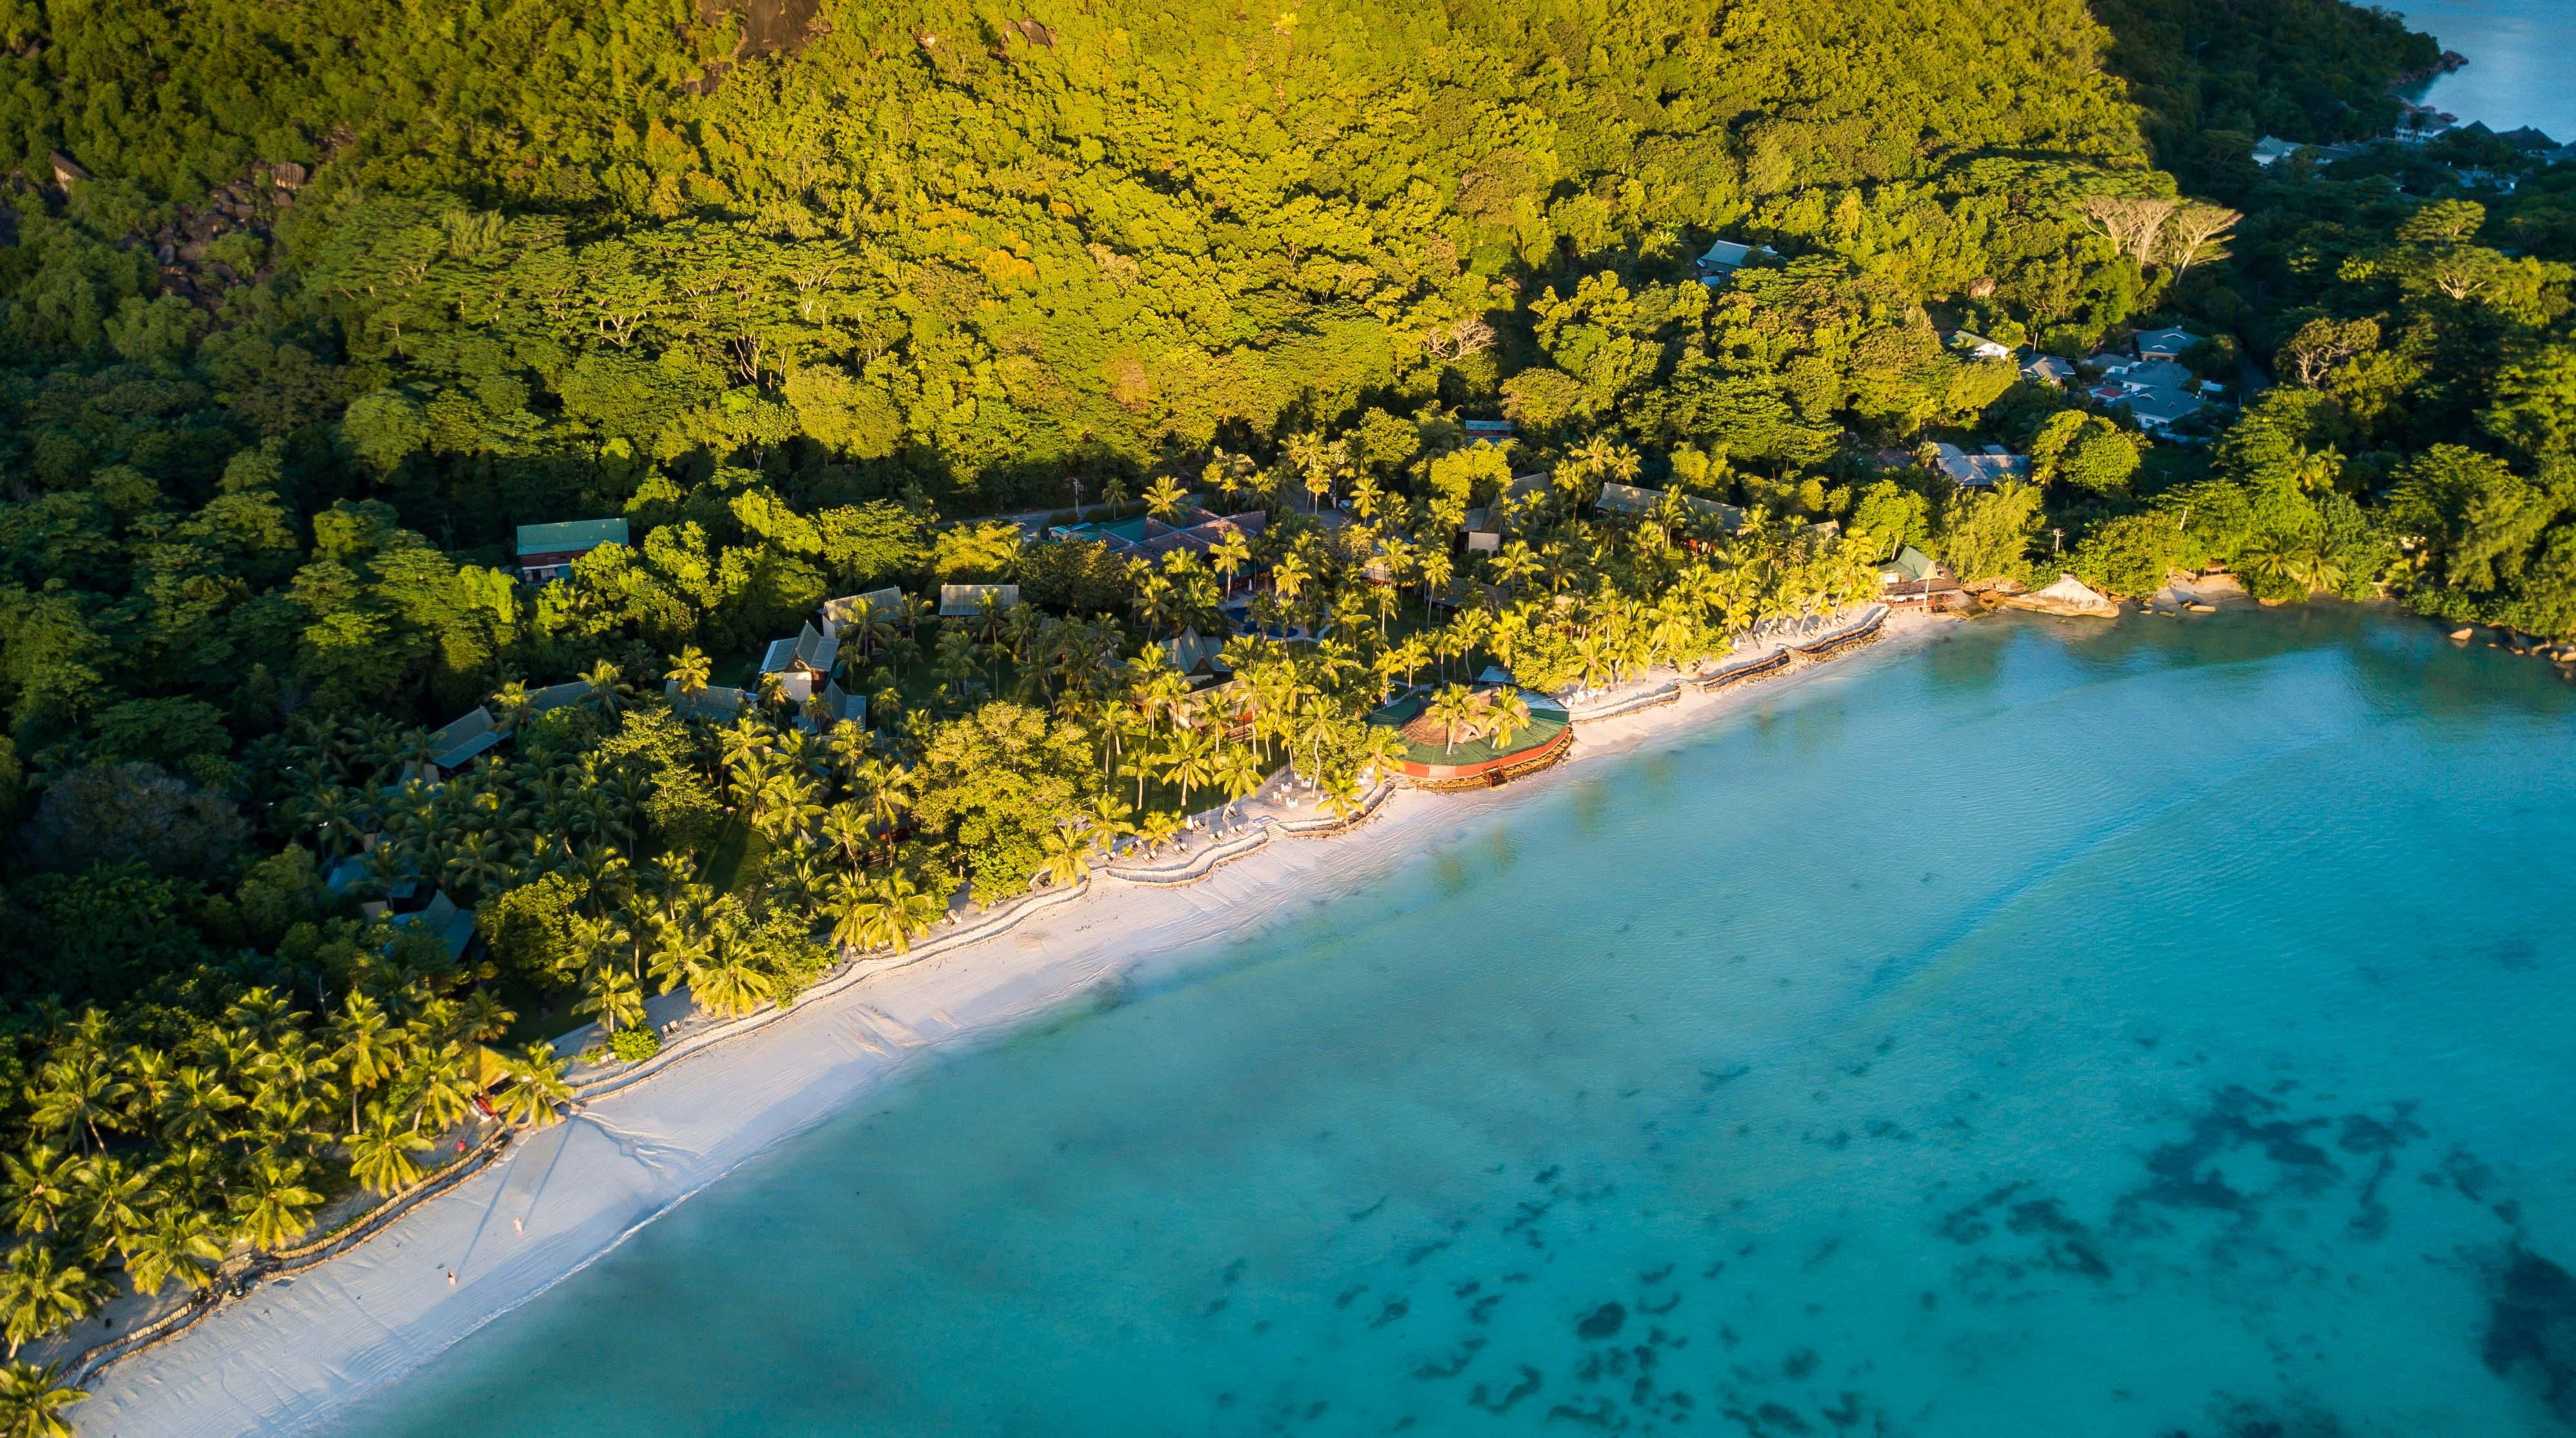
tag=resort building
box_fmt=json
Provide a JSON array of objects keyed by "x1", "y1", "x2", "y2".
[
  {"x1": 425, "y1": 706, "x2": 501, "y2": 774},
  {"x1": 940, "y1": 583, "x2": 1023, "y2": 620},
  {"x1": 1879, "y1": 546, "x2": 1962, "y2": 610},
  {"x1": 759, "y1": 622, "x2": 840, "y2": 703},
  {"x1": 820, "y1": 586, "x2": 905, "y2": 639},
  {"x1": 2133, "y1": 328, "x2": 2199, "y2": 362},
  {"x1": 1463, "y1": 419, "x2": 1516, "y2": 446},
  {"x1": 1695, "y1": 237, "x2": 1776, "y2": 285},
  {"x1": 1049, "y1": 508, "x2": 1267, "y2": 563},
  {"x1": 1595, "y1": 482, "x2": 1747, "y2": 530},
  {"x1": 514, "y1": 518, "x2": 629, "y2": 583}
]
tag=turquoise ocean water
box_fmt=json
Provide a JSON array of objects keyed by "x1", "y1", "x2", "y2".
[{"x1": 336, "y1": 607, "x2": 2576, "y2": 1437}]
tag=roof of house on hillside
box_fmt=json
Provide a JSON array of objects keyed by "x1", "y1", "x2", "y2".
[
  {"x1": 2118, "y1": 359, "x2": 2195, "y2": 390},
  {"x1": 1931, "y1": 443, "x2": 2030, "y2": 487},
  {"x1": 427, "y1": 708, "x2": 500, "y2": 770},
  {"x1": 666, "y1": 681, "x2": 747, "y2": 717},
  {"x1": 1161, "y1": 626, "x2": 1230, "y2": 677},
  {"x1": 797, "y1": 682, "x2": 865, "y2": 733},
  {"x1": 1596, "y1": 482, "x2": 1745, "y2": 530},
  {"x1": 1949, "y1": 332, "x2": 2012, "y2": 359},
  {"x1": 821, "y1": 587, "x2": 905, "y2": 636},
  {"x1": 2024, "y1": 355, "x2": 2078, "y2": 384},
  {"x1": 525, "y1": 681, "x2": 588, "y2": 715},
  {"x1": 2124, "y1": 386, "x2": 2208, "y2": 428},
  {"x1": 1884, "y1": 546, "x2": 1937, "y2": 583},
  {"x1": 397, "y1": 890, "x2": 478, "y2": 963},
  {"x1": 939, "y1": 583, "x2": 1022, "y2": 617},
  {"x1": 515, "y1": 519, "x2": 629, "y2": 557},
  {"x1": 761, "y1": 622, "x2": 838, "y2": 676},
  {"x1": 2133, "y1": 328, "x2": 2199, "y2": 359}
]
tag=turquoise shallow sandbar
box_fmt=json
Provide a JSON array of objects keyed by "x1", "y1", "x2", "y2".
[{"x1": 336, "y1": 606, "x2": 2576, "y2": 1437}]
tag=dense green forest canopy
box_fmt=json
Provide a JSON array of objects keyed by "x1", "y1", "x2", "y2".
[{"x1": 2, "y1": 0, "x2": 2576, "y2": 1412}]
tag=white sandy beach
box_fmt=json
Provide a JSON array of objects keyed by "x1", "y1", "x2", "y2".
[{"x1": 71, "y1": 610, "x2": 1957, "y2": 1438}]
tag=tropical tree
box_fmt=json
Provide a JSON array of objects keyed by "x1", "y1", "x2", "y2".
[
  {"x1": 0, "y1": 1361, "x2": 85, "y2": 1437},
  {"x1": 0, "y1": 1246, "x2": 98, "y2": 1357},
  {"x1": 829, "y1": 870, "x2": 945, "y2": 955},
  {"x1": 1427, "y1": 684, "x2": 1480, "y2": 754},
  {"x1": 1036, "y1": 820, "x2": 1096, "y2": 889},
  {"x1": 348, "y1": 1102, "x2": 435, "y2": 1196},
  {"x1": 665, "y1": 646, "x2": 713, "y2": 699},
  {"x1": 122, "y1": 1207, "x2": 223, "y2": 1296},
  {"x1": 493, "y1": 1047, "x2": 572, "y2": 1129}
]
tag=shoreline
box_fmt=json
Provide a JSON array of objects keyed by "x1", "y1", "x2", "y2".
[{"x1": 66, "y1": 608, "x2": 1959, "y2": 1438}]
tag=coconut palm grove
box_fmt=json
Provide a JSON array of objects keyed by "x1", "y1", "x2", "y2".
[{"x1": 3, "y1": 0, "x2": 2576, "y2": 1424}]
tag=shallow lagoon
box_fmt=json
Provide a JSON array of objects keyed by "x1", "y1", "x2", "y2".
[{"x1": 337, "y1": 607, "x2": 2576, "y2": 1437}]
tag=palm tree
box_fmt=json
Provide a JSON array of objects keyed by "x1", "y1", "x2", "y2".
[
  {"x1": 1211, "y1": 528, "x2": 1251, "y2": 597},
  {"x1": 230, "y1": 1155, "x2": 323, "y2": 1251},
  {"x1": 347, "y1": 1101, "x2": 435, "y2": 1196},
  {"x1": 1134, "y1": 810, "x2": 1185, "y2": 855},
  {"x1": 69, "y1": 1157, "x2": 156, "y2": 1261},
  {"x1": 665, "y1": 646, "x2": 713, "y2": 700},
  {"x1": 488, "y1": 680, "x2": 534, "y2": 733},
  {"x1": 0, "y1": 1360, "x2": 86, "y2": 1437},
  {"x1": 579, "y1": 659, "x2": 626, "y2": 717},
  {"x1": 1162, "y1": 725, "x2": 1220, "y2": 812},
  {"x1": 119, "y1": 1207, "x2": 223, "y2": 1297},
  {"x1": 576, "y1": 962, "x2": 645, "y2": 1037},
  {"x1": 157, "y1": 1068, "x2": 243, "y2": 1146},
  {"x1": 1036, "y1": 821, "x2": 1096, "y2": 889},
  {"x1": 0, "y1": 1148, "x2": 77, "y2": 1241},
  {"x1": 1427, "y1": 684, "x2": 1480, "y2": 754},
  {"x1": 829, "y1": 870, "x2": 944, "y2": 955},
  {"x1": 494, "y1": 1046, "x2": 572, "y2": 1129},
  {"x1": 28, "y1": 1052, "x2": 129, "y2": 1154},
  {"x1": 1142, "y1": 475, "x2": 1189, "y2": 523},
  {"x1": 1215, "y1": 744, "x2": 1267, "y2": 822},
  {"x1": 0, "y1": 1244, "x2": 98, "y2": 1357},
  {"x1": 1351, "y1": 722, "x2": 1410, "y2": 786},
  {"x1": 1484, "y1": 688, "x2": 1534, "y2": 753},
  {"x1": 1317, "y1": 768, "x2": 1365, "y2": 825}
]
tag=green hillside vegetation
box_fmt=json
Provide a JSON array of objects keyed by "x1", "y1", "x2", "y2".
[{"x1": 0, "y1": 0, "x2": 2573, "y2": 1417}]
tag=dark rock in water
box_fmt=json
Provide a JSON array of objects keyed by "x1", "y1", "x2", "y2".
[
  {"x1": 1368, "y1": 1296, "x2": 1411, "y2": 1330},
  {"x1": 1756, "y1": 1404, "x2": 1816, "y2": 1434},
  {"x1": 1576, "y1": 1303, "x2": 1627, "y2": 1340},
  {"x1": 1782, "y1": 1347, "x2": 1818, "y2": 1380},
  {"x1": 2485, "y1": 1246, "x2": 2576, "y2": 1423}
]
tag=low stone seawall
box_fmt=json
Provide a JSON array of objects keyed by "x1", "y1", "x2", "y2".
[
  {"x1": 1103, "y1": 824, "x2": 1273, "y2": 885},
  {"x1": 574, "y1": 879, "x2": 1091, "y2": 1102},
  {"x1": 64, "y1": 1128, "x2": 514, "y2": 1386}
]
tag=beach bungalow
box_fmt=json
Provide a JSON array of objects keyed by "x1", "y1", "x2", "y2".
[
  {"x1": 2133, "y1": 328, "x2": 2199, "y2": 363},
  {"x1": 666, "y1": 681, "x2": 748, "y2": 719},
  {"x1": 939, "y1": 583, "x2": 1023, "y2": 621},
  {"x1": 394, "y1": 890, "x2": 478, "y2": 964},
  {"x1": 760, "y1": 623, "x2": 839, "y2": 703},
  {"x1": 1458, "y1": 509, "x2": 1502, "y2": 554},
  {"x1": 798, "y1": 682, "x2": 867, "y2": 734},
  {"x1": 1930, "y1": 443, "x2": 2031, "y2": 488},
  {"x1": 515, "y1": 519, "x2": 629, "y2": 584},
  {"x1": 1462, "y1": 419, "x2": 1516, "y2": 447},
  {"x1": 524, "y1": 681, "x2": 589, "y2": 717},
  {"x1": 1596, "y1": 482, "x2": 1746, "y2": 531},
  {"x1": 1159, "y1": 627, "x2": 1232, "y2": 684},
  {"x1": 1879, "y1": 547, "x2": 1962, "y2": 609},
  {"x1": 820, "y1": 586, "x2": 905, "y2": 639},
  {"x1": 425, "y1": 706, "x2": 501, "y2": 774}
]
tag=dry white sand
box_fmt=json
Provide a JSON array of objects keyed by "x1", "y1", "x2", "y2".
[{"x1": 71, "y1": 608, "x2": 1959, "y2": 1438}]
